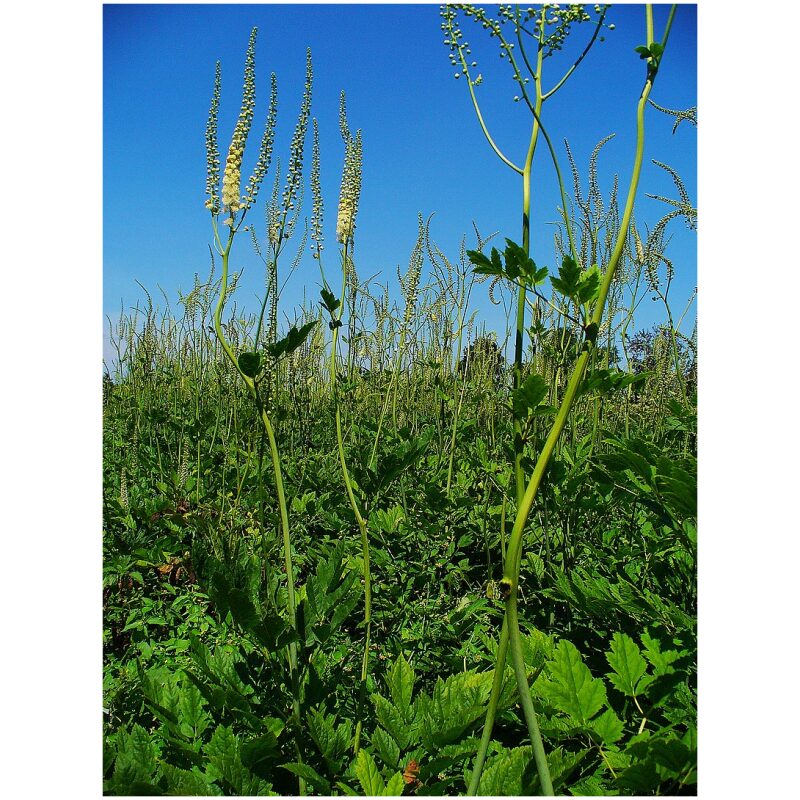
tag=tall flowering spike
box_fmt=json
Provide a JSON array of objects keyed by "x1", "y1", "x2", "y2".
[
  {"x1": 267, "y1": 158, "x2": 282, "y2": 247},
  {"x1": 222, "y1": 28, "x2": 258, "y2": 214},
  {"x1": 402, "y1": 215, "x2": 425, "y2": 328},
  {"x1": 204, "y1": 61, "x2": 222, "y2": 212},
  {"x1": 310, "y1": 118, "x2": 324, "y2": 257},
  {"x1": 339, "y1": 90, "x2": 351, "y2": 142},
  {"x1": 336, "y1": 93, "x2": 363, "y2": 246},
  {"x1": 243, "y1": 71, "x2": 278, "y2": 211},
  {"x1": 281, "y1": 48, "x2": 313, "y2": 213}
]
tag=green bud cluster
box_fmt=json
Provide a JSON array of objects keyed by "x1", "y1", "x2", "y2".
[
  {"x1": 267, "y1": 161, "x2": 281, "y2": 247},
  {"x1": 310, "y1": 119, "x2": 324, "y2": 258},
  {"x1": 204, "y1": 62, "x2": 222, "y2": 213},
  {"x1": 281, "y1": 48, "x2": 313, "y2": 214},
  {"x1": 241, "y1": 71, "x2": 278, "y2": 211},
  {"x1": 119, "y1": 468, "x2": 129, "y2": 510}
]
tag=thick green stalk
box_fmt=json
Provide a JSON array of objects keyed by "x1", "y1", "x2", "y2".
[{"x1": 514, "y1": 63, "x2": 544, "y2": 503}]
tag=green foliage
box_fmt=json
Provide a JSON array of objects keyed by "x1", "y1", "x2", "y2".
[
  {"x1": 538, "y1": 639, "x2": 607, "y2": 726},
  {"x1": 104, "y1": 16, "x2": 696, "y2": 794},
  {"x1": 468, "y1": 239, "x2": 548, "y2": 288},
  {"x1": 266, "y1": 320, "x2": 318, "y2": 360}
]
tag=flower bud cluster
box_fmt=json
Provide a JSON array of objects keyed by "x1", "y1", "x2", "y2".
[
  {"x1": 204, "y1": 62, "x2": 222, "y2": 213},
  {"x1": 281, "y1": 48, "x2": 313, "y2": 214},
  {"x1": 221, "y1": 29, "x2": 258, "y2": 214},
  {"x1": 336, "y1": 93, "x2": 363, "y2": 246},
  {"x1": 264, "y1": 161, "x2": 283, "y2": 249},
  {"x1": 120, "y1": 468, "x2": 129, "y2": 510},
  {"x1": 310, "y1": 118, "x2": 324, "y2": 257},
  {"x1": 242, "y1": 71, "x2": 277, "y2": 211}
]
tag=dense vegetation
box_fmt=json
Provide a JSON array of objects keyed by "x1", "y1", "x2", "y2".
[{"x1": 103, "y1": 5, "x2": 696, "y2": 795}]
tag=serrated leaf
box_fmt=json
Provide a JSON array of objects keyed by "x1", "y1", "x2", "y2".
[
  {"x1": 606, "y1": 632, "x2": 649, "y2": 696},
  {"x1": 372, "y1": 694, "x2": 412, "y2": 750},
  {"x1": 577, "y1": 264, "x2": 601, "y2": 304},
  {"x1": 387, "y1": 653, "x2": 415, "y2": 720},
  {"x1": 370, "y1": 727, "x2": 401, "y2": 770},
  {"x1": 538, "y1": 640, "x2": 606, "y2": 725},
  {"x1": 354, "y1": 749, "x2": 385, "y2": 795},
  {"x1": 160, "y1": 762, "x2": 220, "y2": 795},
  {"x1": 478, "y1": 746, "x2": 531, "y2": 795},
  {"x1": 588, "y1": 708, "x2": 625, "y2": 745},
  {"x1": 550, "y1": 255, "x2": 581, "y2": 298},
  {"x1": 319, "y1": 287, "x2": 340, "y2": 314},
  {"x1": 112, "y1": 725, "x2": 158, "y2": 790},
  {"x1": 266, "y1": 321, "x2": 317, "y2": 360},
  {"x1": 383, "y1": 771, "x2": 406, "y2": 796},
  {"x1": 640, "y1": 632, "x2": 681, "y2": 676}
]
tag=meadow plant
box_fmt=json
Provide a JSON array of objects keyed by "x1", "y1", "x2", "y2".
[
  {"x1": 205, "y1": 28, "x2": 316, "y2": 792},
  {"x1": 445, "y1": 5, "x2": 679, "y2": 793}
]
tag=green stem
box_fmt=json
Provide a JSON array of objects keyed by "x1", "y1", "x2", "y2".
[
  {"x1": 469, "y1": 7, "x2": 669, "y2": 791},
  {"x1": 213, "y1": 224, "x2": 306, "y2": 795},
  {"x1": 329, "y1": 242, "x2": 372, "y2": 755}
]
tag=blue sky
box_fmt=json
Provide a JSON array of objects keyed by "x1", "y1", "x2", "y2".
[{"x1": 104, "y1": 3, "x2": 696, "y2": 363}]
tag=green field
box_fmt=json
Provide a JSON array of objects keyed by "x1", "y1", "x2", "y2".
[{"x1": 103, "y1": 6, "x2": 696, "y2": 795}]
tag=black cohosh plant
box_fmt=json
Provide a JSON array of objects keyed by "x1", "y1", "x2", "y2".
[
  {"x1": 314, "y1": 92, "x2": 375, "y2": 756},
  {"x1": 445, "y1": 5, "x2": 679, "y2": 794},
  {"x1": 205, "y1": 28, "x2": 316, "y2": 793}
]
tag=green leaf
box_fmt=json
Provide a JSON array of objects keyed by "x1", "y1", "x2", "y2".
[
  {"x1": 383, "y1": 772, "x2": 406, "y2": 796},
  {"x1": 240, "y1": 732, "x2": 281, "y2": 778},
  {"x1": 266, "y1": 321, "x2": 317, "y2": 360},
  {"x1": 387, "y1": 653, "x2": 415, "y2": 720},
  {"x1": 576, "y1": 264, "x2": 601, "y2": 304},
  {"x1": 111, "y1": 725, "x2": 158, "y2": 791},
  {"x1": 160, "y1": 763, "x2": 219, "y2": 796},
  {"x1": 649, "y1": 41, "x2": 665, "y2": 57},
  {"x1": 478, "y1": 746, "x2": 532, "y2": 795},
  {"x1": 467, "y1": 247, "x2": 501, "y2": 276},
  {"x1": 538, "y1": 639, "x2": 607, "y2": 725},
  {"x1": 512, "y1": 373, "x2": 549, "y2": 418},
  {"x1": 237, "y1": 351, "x2": 261, "y2": 378},
  {"x1": 308, "y1": 707, "x2": 351, "y2": 772},
  {"x1": 640, "y1": 632, "x2": 681, "y2": 676},
  {"x1": 281, "y1": 762, "x2": 332, "y2": 795},
  {"x1": 372, "y1": 694, "x2": 412, "y2": 750},
  {"x1": 550, "y1": 255, "x2": 581, "y2": 298},
  {"x1": 319, "y1": 287, "x2": 341, "y2": 315},
  {"x1": 606, "y1": 632, "x2": 649, "y2": 697},
  {"x1": 370, "y1": 727, "x2": 401, "y2": 770},
  {"x1": 354, "y1": 749, "x2": 385, "y2": 795},
  {"x1": 588, "y1": 708, "x2": 625, "y2": 745}
]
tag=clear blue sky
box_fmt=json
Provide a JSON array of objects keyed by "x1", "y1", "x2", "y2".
[{"x1": 103, "y1": 3, "x2": 696, "y2": 363}]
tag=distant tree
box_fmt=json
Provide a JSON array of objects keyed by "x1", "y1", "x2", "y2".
[{"x1": 460, "y1": 335, "x2": 506, "y2": 388}]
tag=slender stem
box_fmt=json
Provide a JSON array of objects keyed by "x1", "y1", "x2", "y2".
[
  {"x1": 467, "y1": 618, "x2": 510, "y2": 795},
  {"x1": 329, "y1": 242, "x2": 372, "y2": 755},
  {"x1": 469, "y1": 7, "x2": 669, "y2": 792},
  {"x1": 213, "y1": 225, "x2": 306, "y2": 796}
]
